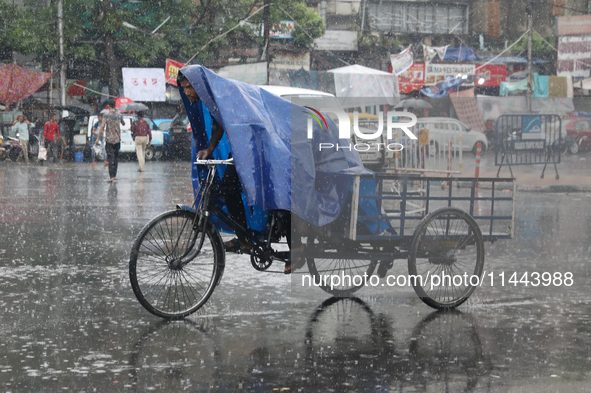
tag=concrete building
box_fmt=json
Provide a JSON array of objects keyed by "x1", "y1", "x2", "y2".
[{"x1": 471, "y1": 0, "x2": 590, "y2": 40}]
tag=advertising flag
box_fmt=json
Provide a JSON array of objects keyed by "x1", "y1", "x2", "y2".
[{"x1": 390, "y1": 46, "x2": 413, "y2": 76}]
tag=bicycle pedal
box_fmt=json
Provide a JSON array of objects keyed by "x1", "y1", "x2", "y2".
[{"x1": 377, "y1": 260, "x2": 393, "y2": 278}]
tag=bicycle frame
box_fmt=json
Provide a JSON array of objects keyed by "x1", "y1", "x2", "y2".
[{"x1": 191, "y1": 159, "x2": 289, "y2": 263}]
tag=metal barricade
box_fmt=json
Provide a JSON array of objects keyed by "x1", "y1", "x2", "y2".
[
  {"x1": 495, "y1": 114, "x2": 562, "y2": 179},
  {"x1": 386, "y1": 124, "x2": 463, "y2": 175}
]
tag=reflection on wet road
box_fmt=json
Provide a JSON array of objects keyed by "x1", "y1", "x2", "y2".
[{"x1": 0, "y1": 161, "x2": 590, "y2": 391}]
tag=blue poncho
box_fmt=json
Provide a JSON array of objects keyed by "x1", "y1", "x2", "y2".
[{"x1": 179, "y1": 65, "x2": 371, "y2": 227}]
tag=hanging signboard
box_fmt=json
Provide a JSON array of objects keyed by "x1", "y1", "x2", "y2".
[
  {"x1": 122, "y1": 68, "x2": 166, "y2": 102},
  {"x1": 263, "y1": 21, "x2": 295, "y2": 39},
  {"x1": 165, "y1": 59, "x2": 185, "y2": 86},
  {"x1": 425, "y1": 63, "x2": 476, "y2": 85},
  {"x1": 314, "y1": 30, "x2": 358, "y2": 51},
  {"x1": 270, "y1": 51, "x2": 310, "y2": 71},
  {"x1": 392, "y1": 63, "x2": 506, "y2": 92}
]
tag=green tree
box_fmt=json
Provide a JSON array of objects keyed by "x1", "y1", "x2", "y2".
[
  {"x1": 4, "y1": 0, "x2": 324, "y2": 95},
  {"x1": 0, "y1": 2, "x2": 55, "y2": 56},
  {"x1": 513, "y1": 33, "x2": 556, "y2": 62},
  {"x1": 65, "y1": 0, "x2": 261, "y2": 94},
  {"x1": 268, "y1": 1, "x2": 325, "y2": 47}
]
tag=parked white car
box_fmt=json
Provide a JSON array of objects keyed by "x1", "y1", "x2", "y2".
[
  {"x1": 413, "y1": 117, "x2": 489, "y2": 156},
  {"x1": 86, "y1": 115, "x2": 164, "y2": 160}
]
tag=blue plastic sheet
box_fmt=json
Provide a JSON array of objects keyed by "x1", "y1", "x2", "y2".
[
  {"x1": 443, "y1": 47, "x2": 478, "y2": 62},
  {"x1": 421, "y1": 76, "x2": 467, "y2": 98},
  {"x1": 179, "y1": 65, "x2": 371, "y2": 227}
]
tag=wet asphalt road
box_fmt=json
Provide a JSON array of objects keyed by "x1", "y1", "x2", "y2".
[{"x1": 0, "y1": 159, "x2": 591, "y2": 392}]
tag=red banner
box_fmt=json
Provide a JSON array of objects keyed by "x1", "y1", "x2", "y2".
[
  {"x1": 396, "y1": 63, "x2": 425, "y2": 93},
  {"x1": 475, "y1": 65, "x2": 506, "y2": 87},
  {"x1": 391, "y1": 63, "x2": 506, "y2": 91},
  {"x1": 165, "y1": 59, "x2": 186, "y2": 86},
  {"x1": 67, "y1": 79, "x2": 86, "y2": 96}
]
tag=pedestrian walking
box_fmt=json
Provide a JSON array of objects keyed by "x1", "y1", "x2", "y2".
[
  {"x1": 58, "y1": 116, "x2": 70, "y2": 160},
  {"x1": 96, "y1": 99, "x2": 125, "y2": 182},
  {"x1": 12, "y1": 114, "x2": 31, "y2": 163},
  {"x1": 42, "y1": 114, "x2": 60, "y2": 164},
  {"x1": 90, "y1": 114, "x2": 107, "y2": 167},
  {"x1": 131, "y1": 111, "x2": 152, "y2": 172}
]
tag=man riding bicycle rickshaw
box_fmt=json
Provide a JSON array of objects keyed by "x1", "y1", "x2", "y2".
[
  {"x1": 129, "y1": 65, "x2": 502, "y2": 320},
  {"x1": 177, "y1": 65, "x2": 370, "y2": 274}
]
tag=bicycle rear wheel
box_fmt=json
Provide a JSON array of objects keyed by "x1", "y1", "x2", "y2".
[
  {"x1": 129, "y1": 209, "x2": 224, "y2": 319},
  {"x1": 307, "y1": 255, "x2": 378, "y2": 297}
]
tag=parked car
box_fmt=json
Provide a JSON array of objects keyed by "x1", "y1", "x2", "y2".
[
  {"x1": 86, "y1": 115, "x2": 164, "y2": 160},
  {"x1": 412, "y1": 117, "x2": 489, "y2": 156},
  {"x1": 154, "y1": 119, "x2": 173, "y2": 131}
]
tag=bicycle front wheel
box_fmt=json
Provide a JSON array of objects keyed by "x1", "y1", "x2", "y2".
[
  {"x1": 408, "y1": 207, "x2": 484, "y2": 310},
  {"x1": 129, "y1": 209, "x2": 224, "y2": 319}
]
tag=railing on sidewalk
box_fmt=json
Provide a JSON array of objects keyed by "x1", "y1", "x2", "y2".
[{"x1": 385, "y1": 130, "x2": 464, "y2": 175}]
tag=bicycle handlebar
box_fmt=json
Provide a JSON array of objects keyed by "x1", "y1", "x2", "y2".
[{"x1": 194, "y1": 158, "x2": 234, "y2": 165}]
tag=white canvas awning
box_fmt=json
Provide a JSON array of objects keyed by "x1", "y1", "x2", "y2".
[
  {"x1": 579, "y1": 77, "x2": 591, "y2": 90},
  {"x1": 328, "y1": 65, "x2": 399, "y2": 108}
]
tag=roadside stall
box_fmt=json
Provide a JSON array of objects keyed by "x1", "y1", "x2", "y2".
[{"x1": 327, "y1": 64, "x2": 399, "y2": 109}]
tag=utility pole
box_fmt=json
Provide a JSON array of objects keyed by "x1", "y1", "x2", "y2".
[
  {"x1": 263, "y1": 0, "x2": 271, "y2": 84},
  {"x1": 360, "y1": 0, "x2": 366, "y2": 32},
  {"x1": 58, "y1": 0, "x2": 66, "y2": 109},
  {"x1": 526, "y1": 2, "x2": 533, "y2": 113}
]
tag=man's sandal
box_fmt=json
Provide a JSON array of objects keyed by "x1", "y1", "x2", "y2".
[
  {"x1": 284, "y1": 255, "x2": 306, "y2": 274},
  {"x1": 224, "y1": 238, "x2": 252, "y2": 254}
]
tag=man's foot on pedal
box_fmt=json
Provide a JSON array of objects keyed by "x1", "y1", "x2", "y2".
[
  {"x1": 224, "y1": 238, "x2": 252, "y2": 254},
  {"x1": 284, "y1": 254, "x2": 306, "y2": 274}
]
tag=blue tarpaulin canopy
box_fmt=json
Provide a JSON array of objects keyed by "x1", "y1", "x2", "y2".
[
  {"x1": 421, "y1": 76, "x2": 467, "y2": 98},
  {"x1": 478, "y1": 56, "x2": 548, "y2": 64},
  {"x1": 178, "y1": 65, "x2": 371, "y2": 227},
  {"x1": 443, "y1": 47, "x2": 478, "y2": 62}
]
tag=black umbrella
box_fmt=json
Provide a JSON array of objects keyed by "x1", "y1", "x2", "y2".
[
  {"x1": 119, "y1": 102, "x2": 149, "y2": 111},
  {"x1": 394, "y1": 98, "x2": 432, "y2": 110}
]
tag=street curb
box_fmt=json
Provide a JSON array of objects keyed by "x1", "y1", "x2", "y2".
[
  {"x1": 453, "y1": 181, "x2": 591, "y2": 193},
  {"x1": 515, "y1": 185, "x2": 591, "y2": 193}
]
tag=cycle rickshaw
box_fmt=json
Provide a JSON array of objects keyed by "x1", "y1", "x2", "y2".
[
  {"x1": 129, "y1": 65, "x2": 516, "y2": 319},
  {"x1": 129, "y1": 157, "x2": 516, "y2": 319}
]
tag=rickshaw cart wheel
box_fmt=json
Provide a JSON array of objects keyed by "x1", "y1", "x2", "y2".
[
  {"x1": 307, "y1": 249, "x2": 378, "y2": 297},
  {"x1": 129, "y1": 209, "x2": 224, "y2": 319},
  {"x1": 408, "y1": 207, "x2": 484, "y2": 310}
]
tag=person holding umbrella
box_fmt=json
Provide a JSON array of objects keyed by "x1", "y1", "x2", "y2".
[{"x1": 131, "y1": 111, "x2": 152, "y2": 172}]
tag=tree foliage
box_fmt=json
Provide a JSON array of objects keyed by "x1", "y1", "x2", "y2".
[
  {"x1": 513, "y1": 33, "x2": 556, "y2": 61},
  {"x1": 3, "y1": 0, "x2": 324, "y2": 88},
  {"x1": 0, "y1": 2, "x2": 55, "y2": 55},
  {"x1": 268, "y1": 1, "x2": 325, "y2": 47}
]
